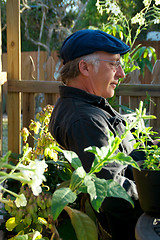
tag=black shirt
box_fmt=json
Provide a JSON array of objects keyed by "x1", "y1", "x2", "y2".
[{"x1": 49, "y1": 86, "x2": 143, "y2": 199}]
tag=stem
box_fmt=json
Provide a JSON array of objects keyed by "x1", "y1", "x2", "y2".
[
  {"x1": 0, "y1": 174, "x2": 30, "y2": 183},
  {"x1": 1, "y1": 186, "x2": 19, "y2": 198},
  {"x1": 0, "y1": 198, "x2": 13, "y2": 206},
  {"x1": 89, "y1": 113, "x2": 144, "y2": 175}
]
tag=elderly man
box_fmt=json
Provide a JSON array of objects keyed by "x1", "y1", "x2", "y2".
[{"x1": 49, "y1": 29, "x2": 143, "y2": 240}]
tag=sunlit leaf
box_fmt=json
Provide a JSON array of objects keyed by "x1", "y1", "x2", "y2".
[
  {"x1": 110, "y1": 152, "x2": 140, "y2": 170},
  {"x1": 85, "y1": 176, "x2": 109, "y2": 211},
  {"x1": 62, "y1": 150, "x2": 82, "y2": 169},
  {"x1": 53, "y1": 147, "x2": 82, "y2": 169},
  {"x1": 51, "y1": 188, "x2": 77, "y2": 220},
  {"x1": 5, "y1": 217, "x2": 17, "y2": 231},
  {"x1": 69, "y1": 167, "x2": 86, "y2": 191}
]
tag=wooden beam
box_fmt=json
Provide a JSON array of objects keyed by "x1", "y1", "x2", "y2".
[
  {"x1": 7, "y1": 81, "x2": 160, "y2": 97},
  {"x1": 8, "y1": 80, "x2": 61, "y2": 93},
  {"x1": 7, "y1": 0, "x2": 21, "y2": 154},
  {"x1": 116, "y1": 84, "x2": 160, "y2": 97}
]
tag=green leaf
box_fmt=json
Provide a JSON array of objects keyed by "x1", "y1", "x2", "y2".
[
  {"x1": 9, "y1": 231, "x2": 43, "y2": 240},
  {"x1": 62, "y1": 150, "x2": 82, "y2": 170},
  {"x1": 85, "y1": 146, "x2": 109, "y2": 159},
  {"x1": 85, "y1": 176, "x2": 110, "y2": 212},
  {"x1": 142, "y1": 115, "x2": 156, "y2": 120},
  {"x1": 105, "y1": 180, "x2": 134, "y2": 207},
  {"x1": 64, "y1": 206, "x2": 98, "y2": 240},
  {"x1": 130, "y1": 44, "x2": 141, "y2": 55},
  {"x1": 144, "y1": 58, "x2": 153, "y2": 72},
  {"x1": 109, "y1": 136, "x2": 121, "y2": 155},
  {"x1": 51, "y1": 187, "x2": 77, "y2": 220},
  {"x1": 110, "y1": 152, "x2": 140, "y2": 170},
  {"x1": 69, "y1": 167, "x2": 86, "y2": 191},
  {"x1": 52, "y1": 147, "x2": 82, "y2": 169},
  {"x1": 37, "y1": 217, "x2": 48, "y2": 226},
  {"x1": 133, "y1": 142, "x2": 141, "y2": 149},
  {"x1": 138, "y1": 46, "x2": 146, "y2": 57},
  {"x1": 90, "y1": 155, "x2": 102, "y2": 173},
  {"x1": 5, "y1": 217, "x2": 17, "y2": 231}
]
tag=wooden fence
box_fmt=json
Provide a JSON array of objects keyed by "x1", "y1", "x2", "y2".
[
  {"x1": 2, "y1": 50, "x2": 160, "y2": 155},
  {"x1": 4, "y1": 53, "x2": 160, "y2": 149}
]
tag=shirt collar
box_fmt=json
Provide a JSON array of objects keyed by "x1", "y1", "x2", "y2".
[{"x1": 59, "y1": 85, "x2": 109, "y2": 107}]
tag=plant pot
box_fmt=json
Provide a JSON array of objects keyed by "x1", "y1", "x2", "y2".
[{"x1": 133, "y1": 160, "x2": 160, "y2": 218}]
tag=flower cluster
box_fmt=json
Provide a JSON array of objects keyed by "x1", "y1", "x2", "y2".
[
  {"x1": 96, "y1": 0, "x2": 160, "y2": 77},
  {"x1": 21, "y1": 105, "x2": 58, "y2": 161},
  {"x1": 155, "y1": 0, "x2": 160, "y2": 5},
  {"x1": 96, "y1": 0, "x2": 121, "y2": 16},
  {"x1": 131, "y1": 13, "x2": 145, "y2": 26},
  {"x1": 0, "y1": 150, "x2": 48, "y2": 208},
  {"x1": 97, "y1": 0, "x2": 160, "y2": 27},
  {"x1": 108, "y1": 3, "x2": 120, "y2": 16},
  {"x1": 19, "y1": 159, "x2": 48, "y2": 196},
  {"x1": 0, "y1": 105, "x2": 56, "y2": 209}
]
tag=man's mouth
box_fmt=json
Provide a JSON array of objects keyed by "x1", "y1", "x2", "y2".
[{"x1": 110, "y1": 82, "x2": 118, "y2": 88}]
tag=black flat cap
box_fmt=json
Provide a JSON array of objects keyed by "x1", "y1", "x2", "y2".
[{"x1": 60, "y1": 29, "x2": 130, "y2": 64}]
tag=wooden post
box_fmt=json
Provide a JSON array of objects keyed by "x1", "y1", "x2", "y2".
[
  {"x1": 22, "y1": 56, "x2": 35, "y2": 147},
  {"x1": 0, "y1": 1, "x2": 3, "y2": 156},
  {"x1": 128, "y1": 67, "x2": 142, "y2": 111},
  {"x1": 7, "y1": 0, "x2": 21, "y2": 154},
  {"x1": 44, "y1": 56, "x2": 59, "y2": 105}
]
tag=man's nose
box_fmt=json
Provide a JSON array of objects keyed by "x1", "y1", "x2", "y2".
[{"x1": 117, "y1": 65, "x2": 125, "y2": 78}]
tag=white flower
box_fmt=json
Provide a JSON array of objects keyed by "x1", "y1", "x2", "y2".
[
  {"x1": 139, "y1": 16, "x2": 145, "y2": 26},
  {"x1": 19, "y1": 160, "x2": 48, "y2": 196},
  {"x1": 131, "y1": 14, "x2": 139, "y2": 24},
  {"x1": 108, "y1": 3, "x2": 121, "y2": 16},
  {"x1": 29, "y1": 160, "x2": 47, "y2": 181},
  {"x1": 29, "y1": 178, "x2": 43, "y2": 196},
  {"x1": 143, "y1": 0, "x2": 150, "y2": 7},
  {"x1": 154, "y1": 18, "x2": 160, "y2": 24},
  {"x1": 105, "y1": 0, "x2": 111, "y2": 6},
  {"x1": 155, "y1": 0, "x2": 160, "y2": 5},
  {"x1": 44, "y1": 148, "x2": 58, "y2": 161},
  {"x1": 32, "y1": 231, "x2": 42, "y2": 240},
  {"x1": 15, "y1": 193, "x2": 27, "y2": 208},
  {"x1": 131, "y1": 13, "x2": 145, "y2": 26}
]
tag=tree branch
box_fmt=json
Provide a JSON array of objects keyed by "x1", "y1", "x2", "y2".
[
  {"x1": 23, "y1": 14, "x2": 50, "y2": 52},
  {"x1": 71, "y1": 0, "x2": 90, "y2": 31}
]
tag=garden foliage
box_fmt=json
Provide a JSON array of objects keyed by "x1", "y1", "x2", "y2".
[
  {"x1": 0, "y1": 101, "x2": 157, "y2": 240},
  {"x1": 96, "y1": 0, "x2": 160, "y2": 76}
]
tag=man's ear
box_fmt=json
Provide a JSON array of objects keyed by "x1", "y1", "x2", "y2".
[{"x1": 78, "y1": 60, "x2": 90, "y2": 76}]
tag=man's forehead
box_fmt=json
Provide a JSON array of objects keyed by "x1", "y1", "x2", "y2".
[{"x1": 96, "y1": 51, "x2": 121, "y2": 59}]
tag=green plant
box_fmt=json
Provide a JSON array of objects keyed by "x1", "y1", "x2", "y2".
[
  {"x1": 0, "y1": 105, "x2": 72, "y2": 239},
  {"x1": 96, "y1": 0, "x2": 160, "y2": 76},
  {"x1": 5, "y1": 186, "x2": 53, "y2": 234},
  {"x1": 2, "y1": 102, "x2": 157, "y2": 240},
  {"x1": 50, "y1": 101, "x2": 156, "y2": 224},
  {"x1": 132, "y1": 116, "x2": 160, "y2": 170}
]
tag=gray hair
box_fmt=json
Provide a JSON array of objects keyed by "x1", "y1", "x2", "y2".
[{"x1": 59, "y1": 52, "x2": 100, "y2": 84}]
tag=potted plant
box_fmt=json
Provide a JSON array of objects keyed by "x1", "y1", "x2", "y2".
[{"x1": 131, "y1": 113, "x2": 160, "y2": 217}]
